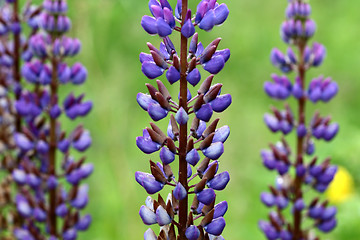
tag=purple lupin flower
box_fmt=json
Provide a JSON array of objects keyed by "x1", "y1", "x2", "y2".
[
  {"x1": 136, "y1": 0, "x2": 231, "y2": 238},
  {"x1": 260, "y1": 1, "x2": 338, "y2": 239},
  {"x1": 1, "y1": 0, "x2": 93, "y2": 239},
  {"x1": 0, "y1": 1, "x2": 43, "y2": 237}
]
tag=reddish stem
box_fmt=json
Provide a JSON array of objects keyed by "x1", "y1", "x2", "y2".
[
  {"x1": 178, "y1": 0, "x2": 189, "y2": 238},
  {"x1": 48, "y1": 40, "x2": 58, "y2": 237},
  {"x1": 293, "y1": 41, "x2": 306, "y2": 240},
  {"x1": 12, "y1": 0, "x2": 21, "y2": 134}
]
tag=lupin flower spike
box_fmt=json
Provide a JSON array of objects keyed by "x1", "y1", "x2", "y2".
[
  {"x1": 0, "y1": 0, "x2": 43, "y2": 237},
  {"x1": 0, "y1": 0, "x2": 93, "y2": 239},
  {"x1": 260, "y1": 1, "x2": 339, "y2": 239},
  {"x1": 136, "y1": 0, "x2": 231, "y2": 239}
]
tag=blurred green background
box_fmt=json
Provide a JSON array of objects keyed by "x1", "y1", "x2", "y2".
[{"x1": 59, "y1": 0, "x2": 360, "y2": 239}]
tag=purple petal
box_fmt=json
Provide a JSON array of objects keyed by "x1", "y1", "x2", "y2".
[
  {"x1": 33, "y1": 208, "x2": 47, "y2": 222},
  {"x1": 260, "y1": 192, "x2": 275, "y2": 207},
  {"x1": 313, "y1": 124, "x2": 325, "y2": 139},
  {"x1": 213, "y1": 125, "x2": 230, "y2": 143},
  {"x1": 196, "y1": 42, "x2": 204, "y2": 57},
  {"x1": 196, "y1": 120, "x2": 207, "y2": 138},
  {"x1": 309, "y1": 87, "x2": 321, "y2": 103},
  {"x1": 187, "y1": 163, "x2": 193, "y2": 178},
  {"x1": 197, "y1": 188, "x2": 216, "y2": 205},
  {"x1": 159, "y1": 0, "x2": 172, "y2": 11},
  {"x1": 142, "y1": 175, "x2": 164, "y2": 194},
  {"x1": 199, "y1": 9, "x2": 216, "y2": 31},
  {"x1": 137, "y1": 93, "x2": 157, "y2": 111},
  {"x1": 207, "y1": 171, "x2": 230, "y2": 190},
  {"x1": 140, "y1": 52, "x2": 153, "y2": 63},
  {"x1": 181, "y1": 19, "x2": 195, "y2": 38},
  {"x1": 164, "y1": 8, "x2": 175, "y2": 28},
  {"x1": 151, "y1": 5, "x2": 164, "y2": 19},
  {"x1": 148, "y1": 103, "x2": 168, "y2": 121},
  {"x1": 144, "y1": 228, "x2": 157, "y2": 240},
  {"x1": 139, "y1": 205, "x2": 157, "y2": 225},
  {"x1": 136, "y1": 136, "x2": 161, "y2": 154},
  {"x1": 14, "y1": 133, "x2": 34, "y2": 152},
  {"x1": 185, "y1": 225, "x2": 200, "y2": 240},
  {"x1": 186, "y1": 68, "x2": 201, "y2": 86},
  {"x1": 204, "y1": 217, "x2": 226, "y2": 236},
  {"x1": 294, "y1": 199, "x2": 305, "y2": 211},
  {"x1": 321, "y1": 206, "x2": 337, "y2": 221},
  {"x1": 56, "y1": 203, "x2": 68, "y2": 217},
  {"x1": 305, "y1": 19, "x2": 316, "y2": 38},
  {"x1": 149, "y1": 0, "x2": 161, "y2": 15},
  {"x1": 214, "y1": 48, "x2": 230, "y2": 63},
  {"x1": 186, "y1": 148, "x2": 201, "y2": 166},
  {"x1": 210, "y1": 94, "x2": 232, "y2": 112},
  {"x1": 36, "y1": 140, "x2": 49, "y2": 154},
  {"x1": 202, "y1": 142, "x2": 224, "y2": 160},
  {"x1": 264, "y1": 114, "x2": 279, "y2": 132},
  {"x1": 214, "y1": 201, "x2": 228, "y2": 219},
  {"x1": 77, "y1": 101, "x2": 93, "y2": 117},
  {"x1": 71, "y1": 63, "x2": 88, "y2": 84},
  {"x1": 321, "y1": 81, "x2": 338, "y2": 102},
  {"x1": 76, "y1": 214, "x2": 92, "y2": 231},
  {"x1": 12, "y1": 169, "x2": 27, "y2": 185},
  {"x1": 142, "y1": 61, "x2": 165, "y2": 79},
  {"x1": 156, "y1": 206, "x2": 171, "y2": 226},
  {"x1": 195, "y1": 103, "x2": 213, "y2": 122},
  {"x1": 73, "y1": 131, "x2": 92, "y2": 152},
  {"x1": 214, "y1": 4, "x2": 229, "y2": 25},
  {"x1": 79, "y1": 163, "x2": 94, "y2": 179},
  {"x1": 276, "y1": 195, "x2": 288, "y2": 209},
  {"x1": 16, "y1": 195, "x2": 32, "y2": 217},
  {"x1": 156, "y1": 17, "x2": 172, "y2": 37},
  {"x1": 160, "y1": 147, "x2": 175, "y2": 164},
  {"x1": 166, "y1": 66, "x2": 181, "y2": 84},
  {"x1": 317, "y1": 218, "x2": 337, "y2": 233},
  {"x1": 297, "y1": 124, "x2": 307, "y2": 138},
  {"x1": 203, "y1": 55, "x2": 225, "y2": 74},
  {"x1": 66, "y1": 169, "x2": 83, "y2": 185},
  {"x1": 63, "y1": 229, "x2": 77, "y2": 240},
  {"x1": 175, "y1": 107, "x2": 189, "y2": 125},
  {"x1": 141, "y1": 16, "x2": 157, "y2": 35},
  {"x1": 174, "y1": 182, "x2": 187, "y2": 200}
]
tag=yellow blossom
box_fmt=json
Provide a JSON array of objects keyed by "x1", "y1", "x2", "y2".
[{"x1": 326, "y1": 166, "x2": 355, "y2": 203}]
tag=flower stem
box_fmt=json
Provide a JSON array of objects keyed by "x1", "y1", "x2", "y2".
[
  {"x1": 12, "y1": 0, "x2": 21, "y2": 134},
  {"x1": 293, "y1": 41, "x2": 306, "y2": 240},
  {"x1": 48, "y1": 40, "x2": 58, "y2": 237},
  {"x1": 178, "y1": 0, "x2": 189, "y2": 238}
]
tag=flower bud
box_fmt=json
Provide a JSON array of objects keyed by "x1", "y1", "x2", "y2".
[
  {"x1": 204, "y1": 217, "x2": 226, "y2": 236},
  {"x1": 174, "y1": 182, "x2": 187, "y2": 200},
  {"x1": 185, "y1": 225, "x2": 200, "y2": 240},
  {"x1": 214, "y1": 201, "x2": 228, "y2": 218},
  {"x1": 139, "y1": 205, "x2": 157, "y2": 225},
  {"x1": 76, "y1": 214, "x2": 92, "y2": 231},
  {"x1": 63, "y1": 229, "x2": 77, "y2": 240},
  {"x1": 156, "y1": 205, "x2": 172, "y2": 226},
  {"x1": 207, "y1": 171, "x2": 230, "y2": 190},
  {"x1": 186, "y1": 149, "x2": 201, "y2": 166},
  {"x1": 144, "y1": 228, "x2": 157, "y2": 240},
  {"x1": 197, "y1": 188, "x2": 216, "y2": 205}
]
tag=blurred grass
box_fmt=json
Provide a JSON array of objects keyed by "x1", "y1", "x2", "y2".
[{"x1": 55, "y1": 0, "x2": 360, "y2": 239}]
